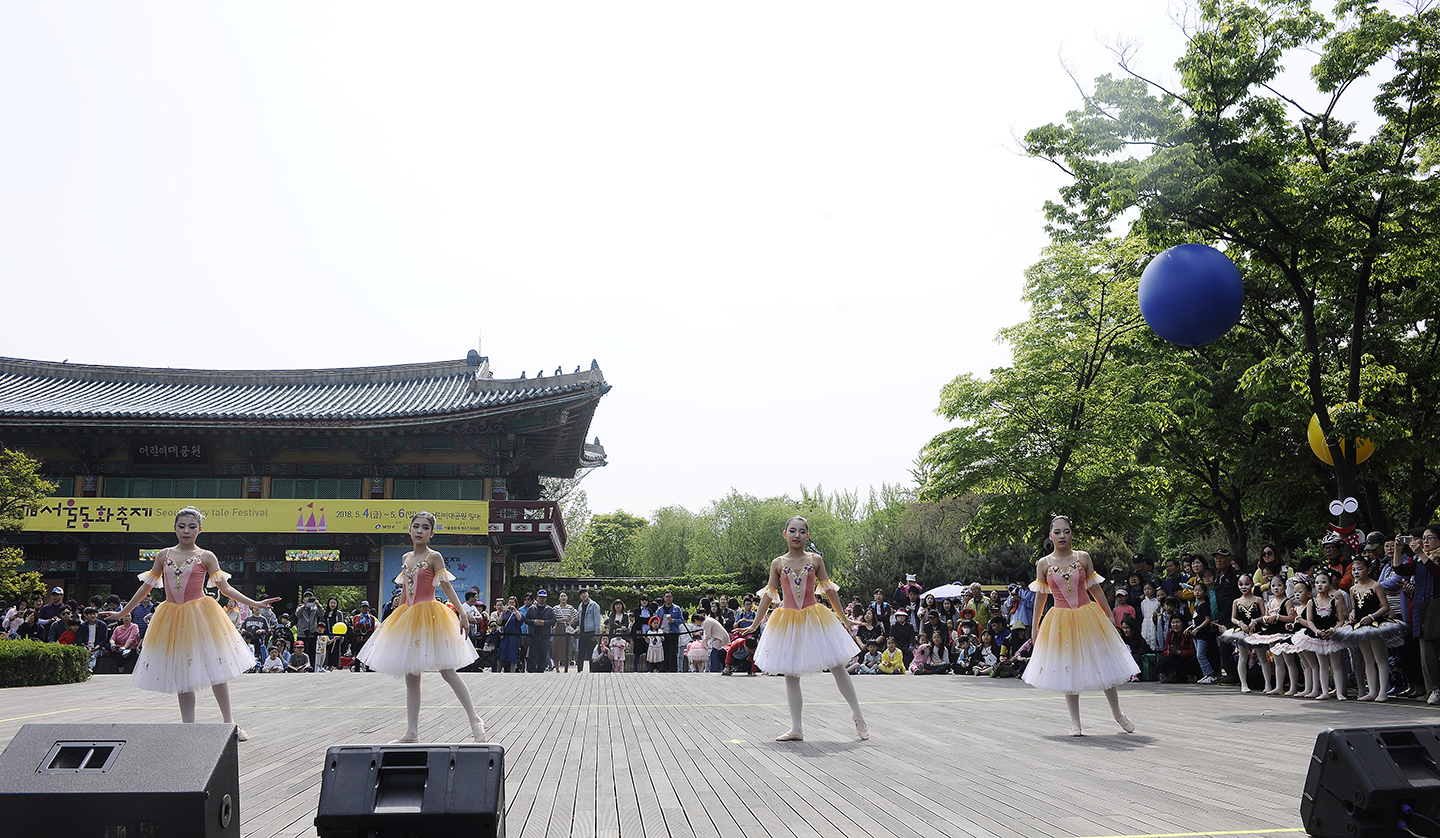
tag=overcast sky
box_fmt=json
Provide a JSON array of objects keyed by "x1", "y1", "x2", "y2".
[{"x1": 0, "y1": 2, "x2": 1194, "y2": 518}]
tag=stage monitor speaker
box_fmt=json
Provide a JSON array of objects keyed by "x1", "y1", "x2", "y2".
[
  {"x1": 0, "y1": 722, "x2": 240, "y2": 838},
  {"x1": 315, "y1": 743, "x2": 505, "y2": 837},
  {"x1": 1301, "y1": 724, "x2": 1440, "y2": 838}
]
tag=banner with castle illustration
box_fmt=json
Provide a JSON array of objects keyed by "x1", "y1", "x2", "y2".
[{"x1": 23, "y1": 498, "x2": 490, "y2": 534}]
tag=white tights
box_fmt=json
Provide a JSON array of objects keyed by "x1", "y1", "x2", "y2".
[
  {"x1": 177, "y1": 682, "x2": 234, "y2": 725},
  {"x1": 780, "y1": 670, "x2": 865, "y2": 739},
  {"x1": 1064, "y1": 688, "x2": 1126, "y2": 733},
  {"x1": 399, "y1": 670, "x2": 483, "y2": 740}
]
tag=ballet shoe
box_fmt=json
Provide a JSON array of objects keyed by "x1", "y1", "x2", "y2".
[
  {"x1": 1374, "y1": 694, "x2": 1388, "y2": 703},
  {"x1": 1264, "y1": 688, "x2": 1282, "y2": 695},
  {"x1": 1314, "y1": 691, "x2": 1330, "y2": 700},
  {"x1": 389, "y1": 736, "x2": 420, "y2": 744},
  {"x1": 1240, "y1": 687, "x2": 1251, "y2": 694},
  {"x1": 1114, "y1": 714, "x2": 1134, "y2": 734},
  {"x1": 774, "y1": 731, "x2": 804, "y2": 741},
  {"x1": 1068, "y1": 726, "x2": 1083, "y2": 737},
  {"x1": 1335, "y1": 693, "x2": 1346, "y2": 701},
  {"x1": 234, "y1": 726, "x2": 249, "y2": 742},
  {"x1": 472, "y1": 721, "x2": 487, "y2": 743},
  {"x1": 854, "y1": 719, "x2": 869, "y2": 741},
  {"x1": 1357, "y1": 693, "x2": 1373, "y2": 702}
]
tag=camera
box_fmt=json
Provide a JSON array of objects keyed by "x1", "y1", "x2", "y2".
[{"x1": 1399, "y1": 535, "x2": 1412, "y2": 545}]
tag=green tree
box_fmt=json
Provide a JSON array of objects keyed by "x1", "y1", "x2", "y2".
[
  {"x1": 584, "y1": 511, "x2": 648, "y2": 576},
  {"x1": 921, "y1": 236, "x2": 1167, "y2": 551},
  {"x1": 0, "y1": 448, "x2": 52, "y2": 603},
  {"x1": 1025, "y1": 0, "x2": 1440, "y2": 529}
]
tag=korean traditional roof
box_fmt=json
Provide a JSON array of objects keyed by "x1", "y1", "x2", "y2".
[{"x1": 0, "y1": 355, "x2": 610, "y2": 429}]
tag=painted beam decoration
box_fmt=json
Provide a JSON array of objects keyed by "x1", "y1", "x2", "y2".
[{"x1": 24, "y1": 498, "x2": 490, "y2": 534}]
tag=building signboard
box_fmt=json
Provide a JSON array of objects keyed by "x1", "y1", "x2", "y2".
[{"x1": 24, "y1": 498, "x2": 490, "y2": 534}]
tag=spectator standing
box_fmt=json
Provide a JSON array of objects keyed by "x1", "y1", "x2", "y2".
[
  {"x1": 576, "y1": 590, "x2": 603, "y2": 669},
  {"x1": 525, "y1": 590, "x2": 556, "y2": 673},
  {"x1": 497, "y1": 597, "x2": 523, "y2": 672},
  {"x1": 1410, "y1": 525, "x2": 1440, "y2": 705},
  {"x1": 1111, "y1": 589, "x2": 1136, "y2": 628},
  {"x1": 321, "y1": 597, "x2": 346, "y2": 670},
  {"x1": 351, "y1": 602, "x2": 376, "y2": 657},
  {"x1": 462, "y1": 592, "x2": 485, "y2": 652},
  {"x1": 295, "y1": 592, "x2": 321, "y2": 672},
  {"x1": 961, "y1": 583, "x2": 990, "y2": 627},
  {"x1": 701, "y1": 610, "x2": 731, "y2": 672},
  {"x1": 38, "y1": 587, "x2": 66, "y2": 625},
  {"x1": 1212, "y1": 548, "x2": 1243, "y2": 685},
  {"x1": 551, "y1": 592, "x2": 579, "y2": 672},
  {"x1": 655, "y1": 591, "x2": 684, "y2": 672}
]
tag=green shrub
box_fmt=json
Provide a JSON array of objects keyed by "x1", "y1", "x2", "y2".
[
  {"x1": 0, "y1": 639, "x2": 92, "y2": 688},
  {"x1": 506, "y1": 573, "x2": 759, "y2": 618}
]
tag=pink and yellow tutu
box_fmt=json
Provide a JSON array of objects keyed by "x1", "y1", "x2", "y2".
[
  {"x1": 357, "y1": 563, "x2": 477, "y2": 676},
  {"x1": 753, "y1": 565, "x2": 858, "y2": 675},
  {"x1": 1023, "y1": 567, "x2": 1139, "y2": 694},
  {"x1": 130, "y1": 565, "x2": 256, "y2": 694}
]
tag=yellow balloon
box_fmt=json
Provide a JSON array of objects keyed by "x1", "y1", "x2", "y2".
[
  {"x1": 1307, "y1": 409, "x2": 1375, "y2": 466},
  {"x1": 331, "y1": 622, "x2": 348, "y2": 635}
]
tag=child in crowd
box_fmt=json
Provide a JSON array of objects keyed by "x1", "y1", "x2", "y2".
[
  {"x1": 608, "y1": 635, "x2": 629, "y2": 673},
  {"x1": 857, "y1": 640, "x2": 881, "y2": 674},
  {"x1": 909, "y1": 632, "x2": 932, "y2": 674},
  {"x1": 879, "y1": 636, "x2": 906, "y2": 674},
  {"x1": 685, "y1": 633, "x2": 709, "y2": 673},
  {"x1": 261, "y1": 647, "x2": 285, "y2": 672},
  {"x1": 646, "y1": 619, "x2": 665, "y2": 671},
  {"x1": 1112, "y1": 589, "x2": 1136, "y2": 628},
  {"x1": 953, "y1": 634, "x2": 979, "y2": 675},
  {"x1": 1158, "y1": 600, "x2": 1199, "y2": 683},
  {"x1": 1139, "y1": 583, "x2": 1162, "y2": 650},
  {"x1": 971, "y1": 630, "x2": 1001, "y2": 676},
  {"x1": 1186, "y1": 580, "x2": 1218, "y2": 684}
]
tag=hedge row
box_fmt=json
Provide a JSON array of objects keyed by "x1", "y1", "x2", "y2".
[
  {"x1": 505, "y1": 574, "x2": 759, "y2": 618},
  {"x1": 0, "y1": 639, "x2": 92, "y2": 688}
]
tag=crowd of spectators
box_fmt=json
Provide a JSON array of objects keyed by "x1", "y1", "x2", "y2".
[{"x1": 7, "y1": 523, "x2": 1437, "y2": 703}]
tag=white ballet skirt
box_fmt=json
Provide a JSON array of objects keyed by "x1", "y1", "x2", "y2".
[
  {"x1": 753, "y1": 565, "x2": 858, "y2": 675},
  {"x1": 357, "y1": 562, "x2": 477, "y2": 676},
  {"x1": 1022, "y1": 568, "x2": 1139, "y2": 694},
  {"x1": 130, "y1": 560, "x2": 257, "y2": 695}
]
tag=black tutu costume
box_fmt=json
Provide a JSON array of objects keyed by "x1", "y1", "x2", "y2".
[
  {"x1": 1332, "y1": 587, "x2": 1407, "y2": 649},
  {"x1": 1219, "y1": 600, "x2": 1262, "y2": 646}
]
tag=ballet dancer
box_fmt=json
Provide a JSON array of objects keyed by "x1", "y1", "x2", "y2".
[
  {"x1": 104, "y1": 506, "x2": 280, "y2": 740},
  {"x1": 1022, "y1": 515, "x2": 1138, "y2": 736},
  {"x1": 357, "y1": 511, "x2": 487, "y2": 743},
  {"x1": 735, "y1": 516, "x2": 868, "y2": 741}
]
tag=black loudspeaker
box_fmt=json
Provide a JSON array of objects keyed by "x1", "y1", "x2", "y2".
[
  {"x1": 1301, "y1": 725, "x2": 1440, "y2": 837},
  {"x1": 315, "y1": 743, "x2": 505, "y2": 837},
  {"x1": 0, "y1": 723, "x2": 240, "y2": 838}
]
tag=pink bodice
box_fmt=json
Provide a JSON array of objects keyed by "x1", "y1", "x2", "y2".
[
  {"x1": 161, "y1": 552, "x2": 209, "y2": 604},
  {"x1": 395, "y1": 560, "x2": 452, "y2": 606},
  {"x1": 1044, "y1": 561, "x2": 1091, "y2": 610},
  {"x1": 779, "y1": 565, "x2": 819, "y2": 609}
]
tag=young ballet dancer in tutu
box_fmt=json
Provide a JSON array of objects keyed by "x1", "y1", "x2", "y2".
[
  {"x1": 1292, "y1": 570, "x2": 1351, "y2": 700},
  {"x1": 104, "y1": 507, "x2": 280, "y2": 740},
  {"x1": 357, "y1": 512, "x2": 487, "y2": 743},
  {"x1": 735, "y1": 516, "x2": 868, "y2": 741},
  {"x1": 1333, "y1": 554, "x2": 1406, "y2": 701},
  {"x1": 1022, "y1": 515, "x2": 1138, "y2": 736}
]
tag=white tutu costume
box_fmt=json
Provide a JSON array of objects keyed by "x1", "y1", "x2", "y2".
[
  {"x1": 357, "y1": 560, "x2": 477, "y2": 676},
  {"x1": 1289, "y1": 596, "x2": 1346, "y2": 655},
  {"x1": 1022, "y1": 564, "x2": 1139, "y2": 694},
  {"x1": 130, "y1": 552, "x2": 257, "y2": 694},
  {"x1": 753, "y1": 564, "x2": 857, "y2": 675}
]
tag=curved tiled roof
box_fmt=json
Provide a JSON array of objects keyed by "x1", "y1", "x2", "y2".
[{"x1": 0, "y1": 356, "x2": 608, "y2": 426}]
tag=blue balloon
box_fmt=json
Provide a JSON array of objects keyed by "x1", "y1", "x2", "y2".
[{"x1": 1138, "y1": 243, "x2": 1244, "y2": 347}]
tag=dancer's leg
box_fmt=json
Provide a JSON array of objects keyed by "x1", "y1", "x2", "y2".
[
  {"x1": 1103, "y1": 686, "x2": 1134, "y2": 732},
  {"x1": 1258, "y1": 652, "x2": 1277, "y2": 694},
  {"x1": 1314, "y1": 651, "x2": 1333, "y2": 699},
  {"x1": 391, "y1": 673, "x2": 422, "y2": 742},
  {"x1": 439, "y1": 668, "x2": 485, "y2": 741},
  {"x1": 1327, "y1": 653, "x2": 1347, "y2": 700},
  {"x1": 830, "y1": 668, "x2": 867, "y2": 739},
  {"x1": 776, "y1": 676, "x2": 804, "y2": 740},
  {"x1": 1367, "y1": 639, "x2": 1390, "y2": 701},
  {"x1": 211, "y1": 681, "x2": 250, "y2": 741},
  {"x1": 1065, "y1": 693, "x2": 1082, "y2": 736},
  {"x1": 1237, "y1": 646, "x2": 1251, "y2": 693},
  {"x1": 1300, "y1": 651, "x2": 1319, "y2": 697},
  {"x1": 178, "y1": 691, "x2": 197, "y2": 723},
  {"x1": 1282, "y1": 654, "x2": 1300, "y2": 696},
  {"x1": 1355, "y1": 642, "x2": 1377, "y2": 700}
]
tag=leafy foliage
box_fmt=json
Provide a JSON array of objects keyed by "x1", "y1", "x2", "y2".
[{"x1": 0, "y1": 639, "x2": 91, "y2": 688}]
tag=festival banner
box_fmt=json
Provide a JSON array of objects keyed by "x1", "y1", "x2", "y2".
[{"x1": 23, "y1": 498, "x2": 490, "y2": 535}]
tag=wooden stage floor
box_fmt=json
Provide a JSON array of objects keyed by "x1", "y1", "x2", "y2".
[{"x1": 3, "y1": 669, "x2": 1439, "y2": 838}]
